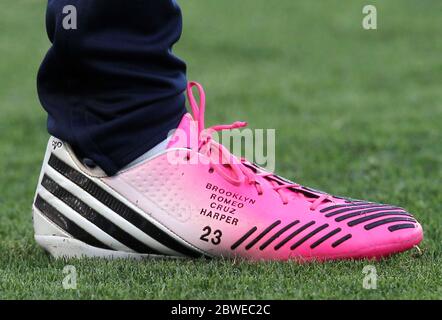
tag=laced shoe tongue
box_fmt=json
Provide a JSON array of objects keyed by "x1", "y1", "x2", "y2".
[
  {"x1": 169, "y1": 82, "x2": 335, "y2": 207},
  {"x1": 167, "y1": 113, "x2": 198, "y2": 149}
]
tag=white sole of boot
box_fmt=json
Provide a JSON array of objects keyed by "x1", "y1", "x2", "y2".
[{"x1": 34, "y1": 234, "x2": 179, "y2": 260}]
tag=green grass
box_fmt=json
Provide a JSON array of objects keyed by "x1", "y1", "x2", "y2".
[{"x1": 0, "y1": 0, "x2": 441, "y2": 299}]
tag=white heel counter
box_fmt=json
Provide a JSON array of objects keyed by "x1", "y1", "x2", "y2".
[
  {"x1": 33, "y1": 137, "x2": 72, "y2": 238},
  {"x1": 33, "y1": 137, "x2": 67, "y2": 199}
]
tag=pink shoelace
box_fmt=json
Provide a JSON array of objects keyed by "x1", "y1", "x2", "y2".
[{"x1": 187, "y1": 81, "x2": 331, "y2": 209}]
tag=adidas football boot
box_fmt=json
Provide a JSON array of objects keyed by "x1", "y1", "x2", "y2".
[{"x1": 32, "y1": 82, "x2": 423, "y2": 261}]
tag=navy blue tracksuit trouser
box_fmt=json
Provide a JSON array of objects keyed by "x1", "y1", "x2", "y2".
[{"x1": 37, "y1": 0, "x2": 187, "y2": 175}]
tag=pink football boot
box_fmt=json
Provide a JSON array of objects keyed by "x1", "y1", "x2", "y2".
[{"x1": 32, "y1": 82, "x2": 423, "y2": 261}]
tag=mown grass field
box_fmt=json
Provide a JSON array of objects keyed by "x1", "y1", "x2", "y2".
[{"x1": 0, "y1": 0, "x2": 441, "y2": 299}]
